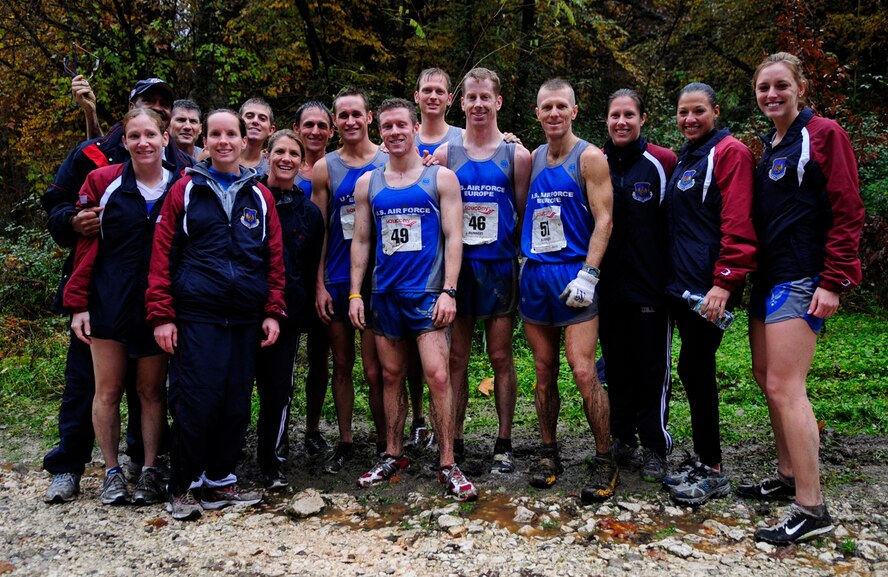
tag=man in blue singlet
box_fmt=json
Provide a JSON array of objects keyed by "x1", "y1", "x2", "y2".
[
  {"x1": 311, "y1": 88, "x2": 388, "y2": 474},
  {"x1": 433, "y1": 68, "x2": 531, "y2": 473},
  {"x1": 349, "y1": 98, "x2": 476, "y2": 500},
  {"x1": 414, "y1": 68, "x2": 461, "y2": 157},
  {"x1": 520, "y1": 78, "x2": 617, "y2": 503}
]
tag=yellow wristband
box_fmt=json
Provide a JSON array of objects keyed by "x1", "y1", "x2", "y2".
[{"x1": 348, "y1": 294, "x2": 363, "y2": 300}]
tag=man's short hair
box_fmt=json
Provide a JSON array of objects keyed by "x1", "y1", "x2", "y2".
[
  {"x1": 537, "y1": 78, "x2": 576, "y2": 106},
  {"x1": 416, "y1": 68, "x2": 452, "y2": 92},
  {"x1": 294, "y1": 101, "x2": 333, "y2": 127},
  {"x1": 172, "y1": 99, "x2": 202, "y2": 116},
  {"x1": 462, "y1": 67, "x2": 501, "y2": 97},
  {"x1": 238, "y1": 97, "x2": 275, "y2": 125},
  {"x1": 377, "y1": 98, "x2": 417, "y2": 126},
  {"x1": 333, "y1": 87, "x2": 371, "y2": 115}
]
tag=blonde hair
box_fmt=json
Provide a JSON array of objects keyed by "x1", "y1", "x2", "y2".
[{"x1": 753, "y1": 52, "x2": 808, "y2": 109}]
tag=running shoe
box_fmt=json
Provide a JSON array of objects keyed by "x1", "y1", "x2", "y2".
[
  {"x1": 641, "y1": 448, "x2": 668, "y2": 483},
  {"x1": 439, "y1": 464, "x2": 478, "y2": 501},
  {"x1": 490, "y1": 451, "x2": 515, "y2": 474},
  {"x1": 324, "y1": 442, "x2": 354, "y2": 474},
  {"x1": 581, "y1": 453, "x2": 620, "y2": 503},
  {"x1": 200, "y1": 484, "x2": 262, "y2": 510},
  {"x1": 100, "y1": 467, "x2": 130, "y2": 505},
  {"x1": 304, "y1": 432, "x2": 332, "y2": 456},
  {"x1": 263, "y1": 469, "x2": 288, "y2": 491},
  {"x1": 669, "y1": 463, "x2": 730, "y2": 506},
  {"x1": 612, "y1": 438, "x2": 640, "y2": 469},
  {"x1": 662, "y1": 452, "x2": 697, "y2": 487},
  {"x1": 735, "y1": 474, "x2": 795, "y2": 500},
  {"x1": 755, "y1": 503, "x2": 834, "y2": 545},
  {"x1": 528, "y1": 448, "x2": 563, "y2": 489},
  {"x1": 44, "y1": 472, "x2": 80, "y2": 504},
  {"x1": 132, "y1": 467, "x2": 165, "y2": 505},
  {"x1": 357, "y1": 454, "x2": 410, "y2": 488},
  {"x1": 405, "y1": 421, "x2": 431, "y2": 449},
  {"x1": 167, "y1": 490, "x2": 202, "y2": 521}
]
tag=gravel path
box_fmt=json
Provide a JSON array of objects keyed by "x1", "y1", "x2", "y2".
[{"x1": 2, "y1": 428, "x2": 887, "y2": 576}]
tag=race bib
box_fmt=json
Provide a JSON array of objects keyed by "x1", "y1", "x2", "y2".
[
  {"x1": 381, "y1": 215, "x2": 422, "y2": 255},
  {"x1": 531, "y1": 205, "x2": 566, "y2": 253},
  {"x1": 340, "y1": 204, "x2": 355, "y2": 240},
  {"x1": 462, "y1": 202, "x2": 499, "y2": 245}
]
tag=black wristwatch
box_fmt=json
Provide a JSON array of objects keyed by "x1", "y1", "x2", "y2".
[{"x1": 441, "y1": 288, "x2": 457, "y2": 299}]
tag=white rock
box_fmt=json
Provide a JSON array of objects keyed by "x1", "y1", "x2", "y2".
[
  {"x1": 617, "y1": 501, "x2": 642, "y2": 513},
  {"x1": 834, "y1": 524, "x2": 849, "y2": 538},
  {"x1": 286, "y1": 489, "x2": 326, "y2": 518},
  {"x1": 437, "y1": 514, "x2": 462, "y2": 529},
  {"x1": 755, "y1": 541, "x2": 775, "y2": 554},
  {"x1": 513, "y1": 506, "x2": 535, "y2": 524},
  {"x1": 858, "y1": 540, "x2": 888, "y2": 562},
  {"x1": 664, "y1": 506, "x2": 684, "y2": 517}
]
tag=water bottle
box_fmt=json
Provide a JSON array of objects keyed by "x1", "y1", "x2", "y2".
[{"x1": 681, "y1": 290, "x2": 735, "y2": 331}]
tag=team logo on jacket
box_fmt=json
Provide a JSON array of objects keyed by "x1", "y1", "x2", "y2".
[
  {"x1": 677, "y1": 170, "x2": 696, "y2": 191},
  {"x1": 769, "y1": 157, "x2": 787, "y2": 181},
  {"x1": 240, "y1": 208, "x2": 259, "y2": 229},
  {"x1": 632, "y1": 182, "x2": 652, "y2": 202}
]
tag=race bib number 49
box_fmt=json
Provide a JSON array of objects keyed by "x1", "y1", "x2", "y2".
[
  {"x1": 381, "y1": 216, "x2": 422, "y2": 255},
  {"x1": 531, "y1": 205, "x2": 566, "y2": 253},
  {"x1": 463, "y1": 202, "x2": 498, "y2": 245},
  {"x1": 340, "y1": 204, "x2": 356, "y2": 240}
]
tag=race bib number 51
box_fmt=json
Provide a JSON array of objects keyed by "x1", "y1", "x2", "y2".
[{"x1": 531, "y1": 205, "x2": 566, "y2": 253}]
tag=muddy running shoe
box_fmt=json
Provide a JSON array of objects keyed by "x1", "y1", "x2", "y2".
[
  {"x1": 405, "y1": 421, "x2": 431, "y2": 449},
  {"x1": 424, "y1": 431, "x2": 438, "y2": 453},
  {"x1": 324, "y1": 442, "x2": 354, "y2": 474},
  {"x1": 304, "y1": 432, "x2": 332, "y2": 456},
  {"x1": 263, "y1": 469, "x2": 288, "y2": 491},
  {"x1": 200, "y1": 484, "x2": 262, "y2": 509},
  {"x1": 669, "y1": 463, "x2": 730, "y2": 506},
  {"x1": 755, "y1": 503, "x2": 834, "y2": 545},
  {"x1": 641, "y1": 449, "x2": 668, "y2": 483},
  {"x1": 124, "y1": 459, "x2": 144, "y2": 483},
  {"x1": 612, "y1": 438, "x2": 640, "y2": 469},
  {"x1": 490, "y1": 451, "x2": 515, "y2": 474},
  {"x1": 132, "y1": 467, "x2": 165, "y2": 505},
  {"x1": 44, "y1": 472, "x2": 81, "y2": 504},
  {"x1": 735, "y1": 474, "x2": 795, "y2": 501},
  {"x1": 662, "y1": 452, "x2": 697, "y2": 488},
  {"x1": 581, "y1": 453, "x2": 620, "y2": 503},
  {"x1": 439, "y1": 465, "x2": 478, "y2": 501},
  {"x1": 528, "y1": 448, "x2": 563, "y2": 489},
  {"x1": 100, "y1": 467, "x2": 130, "y2": 505},
  {"x1": 167, "y1": 490, "x2": 202, "y2": 521},
  {"x1": 357, "y1": 454, "x2": 410, "y2": 488}
]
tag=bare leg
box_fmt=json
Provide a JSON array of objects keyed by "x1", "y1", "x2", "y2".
[
  {"x1": 374, "y1": 336, "x2": 409, "y2": 457},
  {"x1": 448, "y1": 316, "x2": 474, "y2": 438},
  {"x1": 418, "y1": 329, "x2": 456, "y2": 466},
  {"x1": 524, "y1": 323, "x2": 561, "y2": 445},
  {"x1": 485, "y1": 315, "x2": 517, "y2": 440},
  {"x1": 361, "y1": 330, "x2": 386, "y2": 443},
  {"x1": 135, "y1": 354, "x2": 168, "y2": 468},
  {"x1": 565, "y1": 319, "x2": 611, "y2": 454},
  {"x1": 406, "y1": 341, "x2": 425, "y2": 422},
  {"x1": 90, "y1": 339, "x2": 128, "y2": 469},
  {"x1": 328, "y1": 321, "x2": 355, "y2": 443},
  {"x1": 760, "y1": 319, "x2": 821, "y2": 506},
  {"x1": 750, "y1": 317, "x2": 792, "y2": 477}
]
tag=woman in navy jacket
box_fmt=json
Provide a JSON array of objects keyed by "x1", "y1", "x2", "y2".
[
  {"x1": 65, "y1": 108, "x2": 178, "y2": 506},
  {"x1": 147, "y1": 109, "x2": 287, "y2": 520},
  {"x1": 255, "y1": 129, "x2": 324, "y2": 490},
  {"x1": 663, "y1": 83, "x2": 757, "y2": 506},
  {"x1": 598, "y1": 89, "x2": 677, "y2": 483},
  {"x1": 739, "y1": 53, "x2": 865, "y2": 545}
]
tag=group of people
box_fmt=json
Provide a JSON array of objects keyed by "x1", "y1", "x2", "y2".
[{"x1": 39, "y1": 52, "x2": 864, "y2": 546}]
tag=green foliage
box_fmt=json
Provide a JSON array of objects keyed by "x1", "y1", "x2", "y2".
[{"x1": 0, "y1": 225, "x2": 64, "y2": 318}]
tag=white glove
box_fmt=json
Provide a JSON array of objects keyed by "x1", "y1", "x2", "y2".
[{"x1": 559, "y1": 270, "x2": 598, "y2": 308}]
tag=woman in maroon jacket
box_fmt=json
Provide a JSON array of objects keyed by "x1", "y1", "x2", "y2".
[
  {"x1": 663, "y1": 83, "x2": 757, "y2": 506},
  {"x1": 738, "y1": 53, "x2": 865, "y2": 545},
  {"x1": 65, "y1": 108, "x2": 174, "y2": 506}
]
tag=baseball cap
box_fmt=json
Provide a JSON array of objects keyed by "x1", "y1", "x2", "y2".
[{"x1": 129, "y1": 78, "x2": 174, "y2": 104}]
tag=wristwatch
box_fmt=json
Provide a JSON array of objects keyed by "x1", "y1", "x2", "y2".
[
  {"x1": 581, "y1": 264, "x2": 601, "y2": 278},
  {"x1": 441, "y1": 288, "x2": 457, "y2": 299}
]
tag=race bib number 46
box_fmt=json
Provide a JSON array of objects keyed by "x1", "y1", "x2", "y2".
[
  {"x1": 340, "y1": 204, "x2": 356, "y2": 240},
  {"x1": 381, "y1": 216, "x2": 422, "y2": 255},
  {"x1": 531, "y1": 205, "x2": 566, "y2": 253},
  {"x1": 463, "y1": 202, "x2": 498, "y2": 245}
]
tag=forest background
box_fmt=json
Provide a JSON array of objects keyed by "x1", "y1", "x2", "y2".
[{"x1": 0, "y1": 0, "x2": 887, "y2": 448}]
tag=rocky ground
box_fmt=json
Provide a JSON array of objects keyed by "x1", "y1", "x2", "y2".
[{"x1": 1, "y1": 426, "x2": 887, "y2": 577}]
